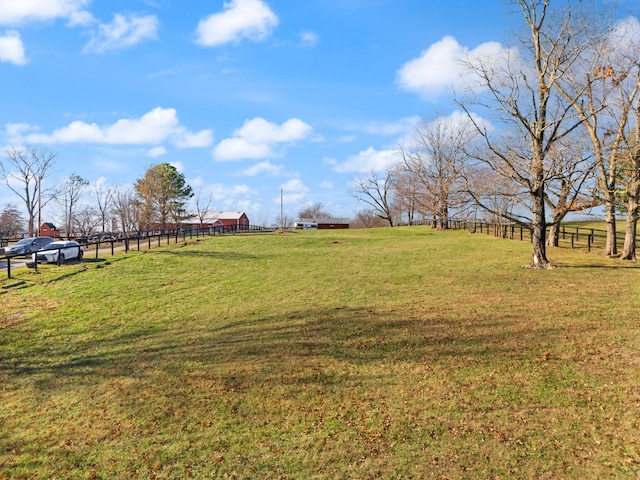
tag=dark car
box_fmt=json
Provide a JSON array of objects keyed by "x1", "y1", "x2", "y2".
[{"x1": 3, "y1": 236, "x2": 54, "y2": 257}]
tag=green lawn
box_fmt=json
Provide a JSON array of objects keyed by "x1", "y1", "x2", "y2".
[{"x1": 1, "y1": 227, "x2": 639, "y2": 479}]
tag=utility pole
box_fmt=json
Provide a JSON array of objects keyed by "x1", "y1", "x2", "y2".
[
  {"x1": 280, "y1": 188, "x2": 283, "y2": 230},
  {"x1": 37, "y1": 175, "x2": 42, "y2": 236}
]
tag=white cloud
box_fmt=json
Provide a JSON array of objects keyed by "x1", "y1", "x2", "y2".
[
  {"x1": 84, "y1": 13, "x2": 159, "y2": 53},
  {"x1": 607, "y1": 17, "x2": 640, "y2": 58},
  {"x1": 359, "y1": 116, "x2": 420, "y2": 136},
  {"x1": 396, "y1": 35, "x2": 516, "y2": 98},
  {"x1": 170, "y1": 160, "x2": 185, "y2": 173},
  {"x1": 300, "y1": 30, "x2": 318, "y2": 47},
  {"x1": 209, "y1": 183, "x2": 254, "y2": 202},
  {"x1": 0, "y1": 0, "x2": 94, "y2": 26},
  {"x1": 195, "y1": 0, "x2": 278, "y2": 47},
  {"x1": 213, "y1": 117, "x2": 312, "y2": 161},
  {"x1": 0, "y1": 30, "x2": 27, "y2": 65},
  {"x1": 146, "y1": 146, "x2": 167, "y2": 158},
  {"x1": 172, "y1": 128, "x2": 215, "y2": 148},
  {"x1": 279, "y1": 178, "x2": 308, "y2": 203},
  {"x1": 214, "y1": 138, "x2": 273, "y2": 160},
  {"x1": 239, "y1": 161, "x2": 283, "y2": 176},
  {"x1": 319, "y1": 181, "x2": 333, "y2": 189},
  {"x1": 333, "y1": 147, "x2": 398, "y2": 174},
  {"x1": 9, "y1": 107, "x2": 213, "y2": 148}
]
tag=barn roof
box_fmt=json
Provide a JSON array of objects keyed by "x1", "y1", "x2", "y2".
[
  {"x1": 299, "y1": 217, "x2": 349, "y2": 224},
  {"x1": 200, "y1": 211, "x2": 248, "y2": 223}
]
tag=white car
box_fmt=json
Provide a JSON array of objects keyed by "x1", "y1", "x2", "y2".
[{"x1": 36, "y1": 241, "x2": 84, "y2": 264}]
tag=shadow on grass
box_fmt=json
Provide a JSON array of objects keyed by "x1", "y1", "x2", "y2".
[
  {"x1": 0, "y1": 305, "x2": 558, "y2": 392},
  {"x1": 153, "y1": 249, "x2": 259, "y2": 260},
  {"x1": 555, "y1": 263, "x2": 640, "y2": 269}
]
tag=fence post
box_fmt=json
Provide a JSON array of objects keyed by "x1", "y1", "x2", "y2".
[
  {"x1": 571, "y1": 233, "x2": 574, "y2": 249},
  {"x1": 587, "y1": 234, "x2": 591, "y2": 253},
  {"x1": 95, "y1": 242, "x2": 99, "y2": 259},
  {"x1": 6, "y1": 257, "x2": 11, "y2": 279}
]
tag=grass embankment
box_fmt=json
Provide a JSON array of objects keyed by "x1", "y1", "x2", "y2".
[{"x1": 1, "y1": 228, "x2": 639, "y2": 479}]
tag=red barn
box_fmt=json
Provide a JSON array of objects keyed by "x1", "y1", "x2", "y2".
[
  {"x1": 40, "y1": 222, "x2": 60, "y2": 237},
  {"x1": 210, "y1": 212, "x2": 250, "y2": 230}
]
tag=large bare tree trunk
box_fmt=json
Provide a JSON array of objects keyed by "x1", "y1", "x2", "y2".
[
  {"x1": 530, "y1": 185, "x2": 550, "y2": 268},
  {"x1": 620, "y1": 209, "x2": 637, "y2": 260},
  {"x1": 547, "y1": 222, "x2": 560, "y2": 247},
  {"x1": 604, "y1": 193, "x2": 618, "y2": 256},
  {"x1": 620, "y1": 104, "x2": 640, "y2": 260}
]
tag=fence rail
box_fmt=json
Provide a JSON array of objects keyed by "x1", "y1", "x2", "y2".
[
  {"x1": 447, "y1": 219, "x2": 639, "y2": 253},
  {"x1": 1, "y1": 224, "x2": 273, "y2": 279}
]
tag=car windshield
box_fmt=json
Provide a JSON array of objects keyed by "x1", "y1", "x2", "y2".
[
  {"x1": 46, "y1": 242, "x2": 67, "y2": 248},
  {"x1": 14, "y1": 238, "x2": 33, "y2": 246}
]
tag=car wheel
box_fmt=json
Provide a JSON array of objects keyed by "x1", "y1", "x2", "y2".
[
  {"x1": 59, "y1": 254, "x2": 65, "y2": 262},
  {"x1": 78, "y1": 250, "x2": 83, "y2": 260}
]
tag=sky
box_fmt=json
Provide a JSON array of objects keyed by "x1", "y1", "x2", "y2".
[{"x1": 0, "y1": 0, "x2": 637, "y2": 226}]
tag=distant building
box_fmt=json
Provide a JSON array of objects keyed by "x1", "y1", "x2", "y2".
[
  {"x1": 297, "y1": 218, "x2": 349, "y2": 229},
  {"x1": 204, "y1": 211, "x2": 250, "y2": 230},
  {"x1": 40, "y1": 222, "x2": 60, "y2": 237},
  {"x1": 152, "y1": 212, "x2": 251, "y2": 232}
]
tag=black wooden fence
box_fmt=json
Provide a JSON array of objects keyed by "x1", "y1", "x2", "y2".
[
  {"x1": 447, "y1": 219, "x2": 638, "y2": 253},
  {"x1": 1, "y1": 224, "x2": 272, "y2": 279}
]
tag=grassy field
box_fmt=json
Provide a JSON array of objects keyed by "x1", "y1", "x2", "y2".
[{"x1": 1, "y1": 227, "x2": 639, "y2": 479}]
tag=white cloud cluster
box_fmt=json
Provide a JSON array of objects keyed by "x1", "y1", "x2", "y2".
[
  {"x1": 279, "y1": 178, "x2": 309, "y2": 204},
  {"x1": 213, "y1": 117, "x2": 312, "y2": 161},
  {"x1": 0, "y1": 0, "x2": 94, "y2": 27},
  {"x1": 0, "y1": 30, "x2": 27, "y2": 65},
  {"x1": 239, "y1": 161, "x2": 284, "y2": 176},
  {"x1": 396, "y1": 35, "x2": 515, "y2": 98},
  {"x1": 607, "y1": 17, "x2": 640, "y2": 58},
  {"x1": 299, "y1": 30, "x2": 319, "y2": 47},
  {"x1": 83, "y1": 13, "x2": 159, "y2": 53},
  {"x1": 359, "y1": 116, "x2": 420, "y2": 136},
  {"x1": 195, "y1": 0, "x2": 278, "y2": 47},
  {"x1": 6, "y1": 107, "x2": 213, "y2": 152},
  {"x1": 333, "y1": 147, "x2": 398, "y2": 174}
]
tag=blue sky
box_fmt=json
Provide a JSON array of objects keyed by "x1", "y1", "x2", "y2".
[{"x1": 0, "y1": 0, "x2": 635, "y2": 225}]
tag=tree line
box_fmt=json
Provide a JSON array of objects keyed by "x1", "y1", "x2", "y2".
[
  {"x1": 352, "y1": 0, "x2": 640, "y2": 266},
  {"x1": 0, "y1": 153, "x2": 196, "y2": 240}
]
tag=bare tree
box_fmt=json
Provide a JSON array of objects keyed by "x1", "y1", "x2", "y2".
[
  {"x1": 298, "y1": 202, "x2": 332, "y2": 221},
  {"x1": 194, "y1": 189, "x2": 214, "y2": 225},
  {"x1": 274, "y1": 214, "x2": 295, "y2": 229},
  {"x1": 620, "y1": 105, "x2": 640, "y2": 260},
  {"x1": 0, "y1": 146, "x2": 57, "y2": 236},
  {"x1": 463, "y1": 165, "x2": 523, "y2": 225},
  {"x1": 73, "y1": 206, "x2": 101, "y2": 238},
  {"x1": 544, "y1": 139, "x2": 601, "y2": 246},
  {"x1": 94, "y1": 181, "x2": 114, "y2": 233},
  {"x1": 353, "y1": 209, "x2": 390, "y2": 228},
  {"x1": 391, "y1": 165, "x2": 421, "y2": 225},
  {"x1": 0, "y1": 204, "x2": 24, "y2": 241},
  {"x1": 351, "y1": 168, "x2": 397, "y2": 227},
  {"x1": 458, "y1": 0, "x2": 592, "y2": 268},
  {"x1": 556, "y1": 16, "x2": 640, "y2": 256},
  {"x1": 112, "y1": 185, "x2": 140, "y2": 235},
  {"x1": 59, "y1": 173, "x2": 89, "y2": 237},
  {"x1": 399, "y1": 115, "x2": 475, "y2": 230}
]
